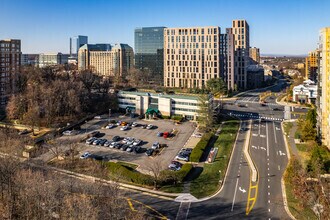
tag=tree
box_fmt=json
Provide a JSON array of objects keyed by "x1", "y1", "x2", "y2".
[
  {"x1": 206, "y1": 78, "x2": 227, "y2": 96},
  {"x1": 197, "y1": 95, "x2": 214, "y2": 131},
  {"x1": 306, "y1": 108, "x2": 317, "y2": 128},
  {"x1": 145, "y1": 159, "x2": 164, "y2": 189}
]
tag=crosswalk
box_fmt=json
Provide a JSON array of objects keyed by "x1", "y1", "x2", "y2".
[
  {"x1": 236, "y1": 100, "x2": 280, "y2": 106},
  {"x1": 229, "y1": 112, "x2": 284, "y2": 121}
]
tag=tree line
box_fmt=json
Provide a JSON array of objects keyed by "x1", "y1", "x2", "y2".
[{"x1": 6, "y1": 66, "x2": 117, "y2": 129}]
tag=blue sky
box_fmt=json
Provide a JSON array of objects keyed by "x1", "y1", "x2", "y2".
[{"x1": 1, "y1": 0, "x2": 329, "y2": 55}]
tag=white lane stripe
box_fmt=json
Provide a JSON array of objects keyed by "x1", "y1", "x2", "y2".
[
  {"x1": 231, "y1": 178, "x2": 239, "y2": 211},
  {"x1": 266, "y1": 121, "x2": 269, "y2": 157},
  {"x1": 273, "y1": 121, "x2": 277, "y2": 144}
]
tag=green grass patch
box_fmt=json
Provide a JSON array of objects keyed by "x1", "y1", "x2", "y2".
[
  {"x1": 159, "y1": 184, "x2": 184, "y2": 193},
  {"x1": 283, "y1": 122, "x2": 293, "y2": 135},
  {"x1": 190, "y1": 120, "x2": 239, "y2": 198},
  {"x1": 294, "y1": 130, "x2": 301, "y2": 139}
]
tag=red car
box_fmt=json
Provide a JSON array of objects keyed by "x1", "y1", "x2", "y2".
[{"x1": 163, "y1": 132, "x2": 169, "y2": 138}]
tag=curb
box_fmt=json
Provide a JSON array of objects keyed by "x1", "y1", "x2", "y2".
[
  {"x1": 280, "y1": 122, "x2": 296, "y2": 220},
  {"x1": 195, "y1": 120, "x2": 242, "y2": 202},
  {"x1": 244, "y1": 120, "x2": 257, "y2": 182}
]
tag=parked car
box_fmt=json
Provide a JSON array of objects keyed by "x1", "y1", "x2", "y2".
[
  {"x1": 272, "y1": 108, "x2": 281, "y2": 111},
  {"x1": 146, "y1": 124, "x2": 154, "y2": 130},
  {"x1": 94, "y1": 115, "x2": 102, "y2": 119},
  {"x1": 151, "y1": 142, "x2": 160, "y2": 149},
  {"x1": 157, "y1": 132, "x2": 163, "y2": 137},
  {"x1": 104, "y1": 140, "x2": 112, "y2": 147},
  {"x1": 109, "y1": 141, "x2": 118, "y2": 148},
  {"x1": 18, "y1": 129, "x2": 30, "y2": 135},
  {"x1": 120, "y1": 125, "x2": 129, "y2": 131},
  {"x1": 112, "y1": 136, "x2": 120, "y2": 142},
  {"x1": 86, "y1": 137, "x2": 96, "y2": 145},
  {"x1": 126, "y1": 139, "x2": 135, "y2": 145},
  {"x1": 192, "y1": 133, "x2": 202, "y2": 138},
  {"x1": 133, "y1": 139, "x2": 141, "y2": 146},
  {"x1": 116, "y1": 121, "x2": 122, "y2": 126},
  {"x1": 145, "y1": 148, "x2": 154, "y2": 156},
  {"x1": 106, "y1": 124, "x2": 115, "y2": 129},
  {"x1": 133, "y1": 146, "x2": 142, "y2": 154},
  {"x1": 80, "y1": 152, "x2": 91, "y2": 159},
  {"x1": 175, "y1": 152, "x2": 189, "y2": 161},
  {"x1": 121, "y1": 144, "x2": 129, "y2": 151},
  {"x1": 163, "y1": 132, "x2": 169, "y2": 138},
  {"x1": 121, "y1": 121, "x2": 128, "y2": 126},
  {"x1": 115, "y1": 143, "x2": 122, "y2": 149},
  {"x1": 141, "y1": 124, "x2": 147, "y2": 129},
  {"x1": 132, "y1": 122, "x2": 138, "y2": 127},
  {"x1": 92, "y1": 139, "x2": 101, "y2": 145},
  {"x1": 63, "y1": 130, "x2": 76, "y2": 136},
  {"x1": 126, "y1": 146, "x2": 134, "y2": 152},
  {"x1": 181, "y1": 148, "x2": 193, "y2": 155},
  {"x1": 99, "y1": 139, "x2": 107, "y2": 146},
  {"x1": 168, "y1": 161, "x2": 183, "y2": 171}
]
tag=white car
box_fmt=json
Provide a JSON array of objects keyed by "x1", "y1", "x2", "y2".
[
  {"x1": 133, "y1": 139, "x2": 141, "y2": 146},
  {"x1": 192, "y1": 133, "x2": 202, "y2": 138},
  {"x1": 146, "y1": 124, "x2": 154, "y2": 130},
  {"x1": 175, "y1": 153, "x2": 189, "y2": 162},
  {"x1": 103, "y1": 140, "x2": 112, "y2": 147},
  {"x1": 94, "y1": 115, "x2": 102, "y2": 119},
  {"x1": 132, "y1": 122, "x2": 138, "y2": 127},
  {"x1": 86, "y1": 137, "x2": 96, "y2": 145},
  {"x1": 106, "y1": 124, "x2": 115, "y2": 129},
  {"x1": 80, "y1": 152, "x2": 91, "y2": 159},
  {"x1": 151, "y1": 142, "x2": 160, "y2": 149},
  {"x1": 120, "y1": 126, "x2": 129, "y2": 131},
  {"x1": 62, "y1": 130, "x2": 76, "y2": 136}
]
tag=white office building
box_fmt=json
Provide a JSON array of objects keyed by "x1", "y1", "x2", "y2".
[
  {"x1": 292, "y1": 80, "x2": 317, "y2": 104},
  {"x1": 117, "y1": 91, "x2": 202, "y2": 120}
]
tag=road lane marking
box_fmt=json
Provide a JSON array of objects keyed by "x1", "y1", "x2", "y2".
[
  {"x1": 176, "y1": 202, "x2": 191, "y2": 220},
  {"x1": 128, "y1": 198, "x2": 167, "y2": 219},
  {"x1": 273, "y1": 121, "x2": 277, "y2": 144},
  {"x1": 246, "y1": 182, "x2": 258, "y2": 215},
  {"x1": 266, "y1": 122, "x2": 269, "y2": 157},
  {"x1": 231, "y1": 178, "x2": 239, "y2": 211}
]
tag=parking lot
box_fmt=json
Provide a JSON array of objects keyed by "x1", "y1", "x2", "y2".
[{"x1": 58, "y1": 114, "x2": 197, "y2": 171}]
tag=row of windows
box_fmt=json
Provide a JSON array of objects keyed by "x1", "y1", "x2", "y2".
[
  {"x1": 167, "y1": 43, "x2": 218, "y2": 50},
  {"x1": 171, "y1": 101, "x2": 198, "y2": 106},
  {"x1": 118, "y1": 101, "x2": 136, "y2": 106},
  {"x1": 166, "y1": 66, "x2": 218, "y2": 75},
  {"x1": 166, "y1": 28, "x2": 218, "y2": 36},
  {"x1": 167, "y1": 35, "x2": 218, "y2": 43},
  {"x1": 118, "y1": 96, "x2": 136, "y2": 100},
  {"x1": 172, "y1": 107, "x2": 198, "y2": 112}
]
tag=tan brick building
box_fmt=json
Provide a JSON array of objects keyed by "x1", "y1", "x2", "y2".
[
  {"x1": 164, "y1": 26, "x2": 221, "y2": 88},
  {"x1": 249, "y1": 47, "x2": 260, "y2": 63}
]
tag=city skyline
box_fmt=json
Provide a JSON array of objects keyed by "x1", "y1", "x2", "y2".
[{"x1": 1, "y1": 0, "x2": 329, "y2": 55}]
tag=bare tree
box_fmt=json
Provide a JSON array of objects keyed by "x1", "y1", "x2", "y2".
[{"x1": 145, "y1": 159, "x2": 164, "y2": 189}]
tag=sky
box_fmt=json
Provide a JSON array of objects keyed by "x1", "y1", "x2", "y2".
[{"x1": 1, "y1": 0, "x2": 329, "y2": 55}]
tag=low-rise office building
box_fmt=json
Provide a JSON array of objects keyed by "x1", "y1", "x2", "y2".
[
  {"x1": 117, "y1": 91, "x2": 201, "y2": 120},
  {"x1": 247, "y1": 65, "x2": 264, "y2": 89},
  {"x1": 38, "y1": 53, "x2": 69, "y2": 68},
  {"x1": 292, "y1": 80, "x2": 317, "y2": 104}
]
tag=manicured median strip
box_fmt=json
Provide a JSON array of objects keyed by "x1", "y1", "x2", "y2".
[{"x1": 190, "y1": 120, "x2": 239, "y2": 198}]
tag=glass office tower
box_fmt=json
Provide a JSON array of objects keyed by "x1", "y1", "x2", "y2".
[{"x1": 134, "y1": 27, "x2": 166, "y2": 77}]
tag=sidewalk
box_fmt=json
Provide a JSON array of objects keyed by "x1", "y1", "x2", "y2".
[{"x1": 286, "y1": 122, "x2": 299, "y2": 157}]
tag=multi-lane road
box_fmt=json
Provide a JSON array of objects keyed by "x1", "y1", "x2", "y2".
[{"x1": 113, "y1": 81, "x2": 307, "y2": 219}]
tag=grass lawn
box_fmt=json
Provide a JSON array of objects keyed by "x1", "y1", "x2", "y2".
[
  {"x1": 190, "y1": 120, "x2": 239, "y2": 198},
  {"x1": 283, "y1": 122, "x2": 293, "y2": 135},
  {"x1": 159, "y1": 184, "x2": 184, "y2": 193},
  {"x1": 296, "y1": 143, "x2": 312, "y2": 168}
]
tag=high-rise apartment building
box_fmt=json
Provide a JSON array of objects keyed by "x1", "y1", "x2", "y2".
[
  {"x1": 305, "y1": 50, "x2": 319, "y2": 81},
  {"x1": 318, "y1": 27, "x2": 330, "y2": 149},
  {"x1": 230, "y1": 19, "x2": 250, "y2": 90},
  {"x1": 249, "y1": 47, "x2": 260, "y2": 63},
  {"x1": 134, "y1": 27, "x2": 166, "y2": 77},
  {"x1": 0, "y1": 39, "x2": 21, "y2": 106},
  {"x1": 78, "y1": 44, "x2": 111, "y2": 71},
  {"x1": 221, "y1": 28, "x2": 235, "y2": 90},
  {"x1": 70, "y1": 35, "x2": 88, "y2": 57},
  {"x1": 89, "y1": 44, "x2": 134, "y2": 77},
  {"x1": 164, "y1": 26, "x2": 221, "y2": 88}
]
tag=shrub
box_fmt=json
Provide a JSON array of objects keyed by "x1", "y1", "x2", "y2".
[
  {"x1": 171, "y1": 115, "x2": 183, "y2": 121},
  {"x1": 190, "y1": 133, "x2": 214, "y2": 162},
  {"x1": 162, "y1": 115, "x2": 171, "y2": 120},
  {"x1": 160, "y1": 163, "x2": 193, "y2": 185}
]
